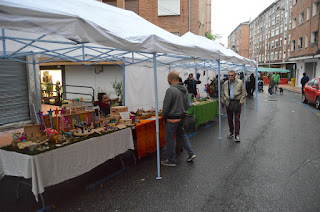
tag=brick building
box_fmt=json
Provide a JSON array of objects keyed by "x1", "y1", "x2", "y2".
[
  {"x1": 289, "y1": 0, "x2": 320, "y2": 85},
  {"x1": 103, "y1": 0, "x2": 211, "y2": 36},
  {"x1": 228, "y1": 22, "x2": 250, "y2": 58}
]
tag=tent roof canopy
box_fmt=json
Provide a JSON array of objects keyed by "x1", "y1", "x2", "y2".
[
  {"x1": 258, "y1": 67, "x2": 290, "y2": 73},
  {"x1": 0, "y1": 0, "x2": 257, "y2": 67}
]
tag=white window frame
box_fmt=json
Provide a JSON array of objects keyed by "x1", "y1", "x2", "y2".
[
  {"x1": 307, "y1": 7, "x2": 310, "y2": 21},
  {"x1": 291, "y1": 40, "x2": 295, "y2": 51},
  {"x1": 292, "y1": 18, "x2": 297, "y2": 29},
  {"x1": 299, "y1": 11, "x2": 304, "y2": 25},
  {"x1": 158, "y1": 0, "x2": 181, "y2": 16},
  {"x1": 312, "y1": 2, "x2": 320, "y2": 17},
  {"x1": 298, "y1": 37, "x2": 303, "y2": 49},
  {"x1": 305, "y1": 34, "x2": 308, "y2": 48}
]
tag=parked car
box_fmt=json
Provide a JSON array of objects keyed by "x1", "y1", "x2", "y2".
[{"x1": 303, "y1": 77, "x2": 320, "y2": 109}]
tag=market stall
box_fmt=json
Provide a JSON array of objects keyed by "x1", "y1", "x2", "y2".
[
  {"x1": 0, "y1": 127, "x2": 134, "y2": 201},
  {"x1": 188, "y1": 100, "x2": 218, "y2": 129},
  {"x1": 258, "y1": 67, "x2": 290, "y2": 84},
  {"x1": 0, "y1": 0, "x2": 258, "y2": 187}
]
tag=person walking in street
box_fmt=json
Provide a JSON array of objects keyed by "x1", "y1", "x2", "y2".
[
  {"x1": 273, "y1": 72, "x2": 280, "y2": 94},
  {"x1": 301, "y1": 72, "x2": 310, "y2": 101},
  {"x1": 268, "y1": 74, "x2": 275, "y2": 96},
  {"x1": 161, "y1": 71, "x2": 196, "y2": 167},
  {"x1": 184, "y1": 73, "x2": 201, "y2": 96},
  {"x1": 249, "y1": 73, "x2": 256, "y2": 97},
  {"x1": 222, "y1": 70, "x2": 246, "y2": 142}
]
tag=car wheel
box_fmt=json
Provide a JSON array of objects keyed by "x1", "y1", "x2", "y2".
[{"x1": 316, "y1": 97, "x2": 320, "y2": 109}]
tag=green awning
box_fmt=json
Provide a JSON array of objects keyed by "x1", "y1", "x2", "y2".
[{"x1": 258, "y1": 67, "x2": 290, "y2": 73}]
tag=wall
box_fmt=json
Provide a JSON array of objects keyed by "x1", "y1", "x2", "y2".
[{"x1": 64, "y1": 65, "x2": 123, "y2": 102}]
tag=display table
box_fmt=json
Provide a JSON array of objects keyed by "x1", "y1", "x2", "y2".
[
  {"x1": 187, "y1": 100, "x2": 218, "y2": 129},
  {"x1": 0, "y1": 128, "x2": 134, "y2": 201},
  {"x1": 135, "y1": 117, "x2": 165, "y2": 159}
]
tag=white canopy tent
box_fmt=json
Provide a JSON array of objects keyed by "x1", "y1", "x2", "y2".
[{"x1": 0, "y1": 0, "x2": 258, "y2": 188}]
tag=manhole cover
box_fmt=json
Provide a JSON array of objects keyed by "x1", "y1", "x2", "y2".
[{"x1": 268, "y1": 99, "x2": 277, "y2": 101}]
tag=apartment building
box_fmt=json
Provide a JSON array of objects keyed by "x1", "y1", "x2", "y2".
[
  {"x1": 228, "y1": 22, "x2": 250, "y2": 58},
  {"x1": 103, "y1": 0, "x2": 211, "y2": 36},
  {"x1": 289, "y1": 0, "x2": 320, "y2": 86},
  {"x1": 248, "y1": 0, "x2": 296, "y2": 77}
]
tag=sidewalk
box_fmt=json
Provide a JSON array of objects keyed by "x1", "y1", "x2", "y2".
[{"x1": 280, "y1": 84, "x2": 301, "y2": 94}]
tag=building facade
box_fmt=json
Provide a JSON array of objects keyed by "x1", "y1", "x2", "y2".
[
  {"x1": 103, "y1": 0, "x2": 211, "y2": 36},
  {"x1": 228, "y1": 22, "x2": 250, "y2": 58},
  {"x1": 289, "y1": 0, "x2": 320, "y2": 86},
  {"x1": 230, "y1": 0, "x2": 320, "y2": 87}
]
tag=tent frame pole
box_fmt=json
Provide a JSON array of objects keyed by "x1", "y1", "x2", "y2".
[
  {"x1": 153, "y1": 53, "x2": 161, "y2": 180},
  {"x1": 217, "y1": 59, "x2": 222, "y2": 140},
  {"x1": 243, "y1": 65, "x2": 246, "y2": 121}
]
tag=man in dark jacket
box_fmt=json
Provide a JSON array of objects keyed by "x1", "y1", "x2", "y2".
[
  {"x1": 184, "y1": 73, "x2": 201, "y2": 96},
  {"x1": 301, "y1": 72, "x2": 309, "y2": 98},
  {"x1": 161, "y1": 71, "x2": 196, "y2": 167}
]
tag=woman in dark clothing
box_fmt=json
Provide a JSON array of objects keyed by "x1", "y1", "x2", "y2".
[{"x1": 93, "y1": 93, "x2": 110, "y2": 116}]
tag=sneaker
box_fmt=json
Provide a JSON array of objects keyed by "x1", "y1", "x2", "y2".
[
  {"x1": 187, "y1": 154, "x2": 196, "y2": 162},
  {"x1": 227, "y1": 133, "x2": 234, "y2": 139},
  {"x1": 235, "y1": 135, "x2": 240, "y2": 142},
  {"x1": 161, "y1": 160, "x2": 176, "y2": 167}
]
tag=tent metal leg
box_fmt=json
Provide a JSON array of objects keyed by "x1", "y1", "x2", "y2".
[
  {"x1": 122, "y1": 64, "x2": 126, "y2": 105},
  {"x1": 243, "y1": 65, "x2": 246, "y2": 121},
  {"x1": 153, "y1": 53, "x2": 161, "y2": 180},
  {"x1": 33, "y1": 58, "x2": 40, "y2": 112},
  {"x1": 217, "y1": 60, "x2": 222, "y2": 140}
]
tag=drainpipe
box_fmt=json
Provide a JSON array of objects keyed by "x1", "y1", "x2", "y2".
[{"x1": 188, "y1": 0, "x2": 191, "y2": 31}]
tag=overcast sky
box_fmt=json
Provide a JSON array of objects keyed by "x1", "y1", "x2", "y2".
[{"x1": 212, "y1": 0, "x2": 276, "y2": 47}]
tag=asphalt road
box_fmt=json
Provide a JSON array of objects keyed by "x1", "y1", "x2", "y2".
[{"x1": 1, "y1": 88, "x2": 320, "y2": 211}]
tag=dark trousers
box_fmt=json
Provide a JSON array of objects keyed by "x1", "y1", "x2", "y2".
[
  {"x1": 226, "y1": 105, "x2": 242, "y2": 136},
  {"x1": 165, "y1": 119, "x2": 195, "y2": 163}
]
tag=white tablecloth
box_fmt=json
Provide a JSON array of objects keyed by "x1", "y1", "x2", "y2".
[{"x1": 0, "y1": 128, "x2": 134, "y2": 201}]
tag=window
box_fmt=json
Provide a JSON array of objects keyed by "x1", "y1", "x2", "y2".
[
  {"x1": 276, "y1": 27, "x2": 279, "y2": 35},
  {"x1": 272, "y1": 17, "x2": 275, "y2": 25},
  {"x1": 307, "y1": 79, "x2": 315, "y2": 86},
  {"x1": 275, "y1": 39, "x2": 279, "y2": 48},
  {"x1": 280, "y1": 38, "x2": 282, "y2": 47},
  {"x1": 293, "y1": 0, "x2": 297, "y2": 6},
  {"x1": 292, "y1": 40, "x2": 295, "y2": 51},
  {"x1": 312, "y1": 2, "x2": 320, "y2": 17},
  {"x1": 299, "y1": 12, "x2": 304, "y2": 25},
  {"x1": 275, "y1": 52, "x2": 278, "y2": 60},
  {"x1": 305, "y1": 35, "x2": 308, "y2": 48},
  {"x1": 158, "y1": 0, "x2": 180, "y2": 16},
  {"x1": 280, "y1": 25, "x2": 283, "y2": 34},
  {"x1": 271, "y1": 29, "x2": 275, "y2": 37},
  {"x1": 276, "y1": 15, "x2": 280, "y2": 24},
  {"x1": 292, "y1": 18, "x2": 297, "y2": 28},
  {"x1": 298, "y1": 37, "x2": 303, "y2": 49},
  {"x1": 311, "y1": 31, "x2": 318, "y2": 45},
  {"x1": 307, "y1": 7, "x2": 310, "y2": 21},
  {"x1": 271, "y1": 41, "x2": 275, "y2": 49},
  {"x1": 314, "y1": 80, "x2": 319, "y2": 89}
]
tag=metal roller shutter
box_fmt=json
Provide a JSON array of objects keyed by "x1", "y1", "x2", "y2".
[{"x1": 0, "y1": 59, "x2": 30, "y2": 126}]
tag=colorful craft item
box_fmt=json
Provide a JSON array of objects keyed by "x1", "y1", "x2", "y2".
[
  {"x1": 60, "y1": 108, "x2": 66, "y2": 115},
  {"x1": 44, "y1": 128, "x2": 58, "y2": 137},
  {"x1": 72, "y1": 99, "x2": 75, "y2": 104},
  {"x1": 47, "y1": 109, "x2": 54, "y2": 129},
  {"x1": 54, "y1": 108, "x2": 60, "y2": 131},
  {"x1": 37, "y1": 110, "x2": 45, "y2": 132}
]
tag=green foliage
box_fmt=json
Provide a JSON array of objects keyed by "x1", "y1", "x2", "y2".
[{"x1": 205, "y1": 32, "x2": 222, "y2": 41}]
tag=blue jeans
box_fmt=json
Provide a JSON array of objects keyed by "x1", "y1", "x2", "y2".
[{"x1": 165, "y1": 119, "x2": 195, "y2": 163}]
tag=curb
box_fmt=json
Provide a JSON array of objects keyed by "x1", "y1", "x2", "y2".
[{"x1": 281, "y1": 87, "x2": 301, "y2": 94}]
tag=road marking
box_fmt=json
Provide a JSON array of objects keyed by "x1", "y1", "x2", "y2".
[
  {"x1": 297, "y1": 102, "x2": 302, "y2": 104},
  {"x1": 187, "y1": 132, "x2": 198, "y2": 138},
  {"x1": 204, "y1": 122, "x2": 216, "y2": 128},
  {"x1": 317, "y1": 113, "x2": 320, "y2": 116},
  {"x1": 312, "y1": 110, "x2": 318, "y2": 114},
  {"x1": 304, "y1": 105, "x2": 309, "y2": 108}
]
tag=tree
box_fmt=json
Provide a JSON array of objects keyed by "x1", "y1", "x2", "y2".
[{"x1": 205, "y1": 31, "x2": 222, "y2": 41}]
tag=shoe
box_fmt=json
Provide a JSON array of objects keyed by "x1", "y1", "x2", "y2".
[
  {"x1": 235, "y1": 135, "x2": 240, "y2": 142},
  {"x1": 161, "y1": 160, "x2": 176, "y2": 167},
  {"x1": 227, "y1": 133, "x2": 233, "y2": 139},
  {"x1": 187, "y1": 154, "x2": 196, "y2": 162}
]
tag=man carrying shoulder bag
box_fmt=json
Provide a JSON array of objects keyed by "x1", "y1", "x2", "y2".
[{"x1": 221, "y1": 70, "x2": 247, "y2": 142}]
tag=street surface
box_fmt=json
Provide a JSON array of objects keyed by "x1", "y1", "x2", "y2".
[{"x1": 1, "y1": 88, "x2": 320, "y2": 211}]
